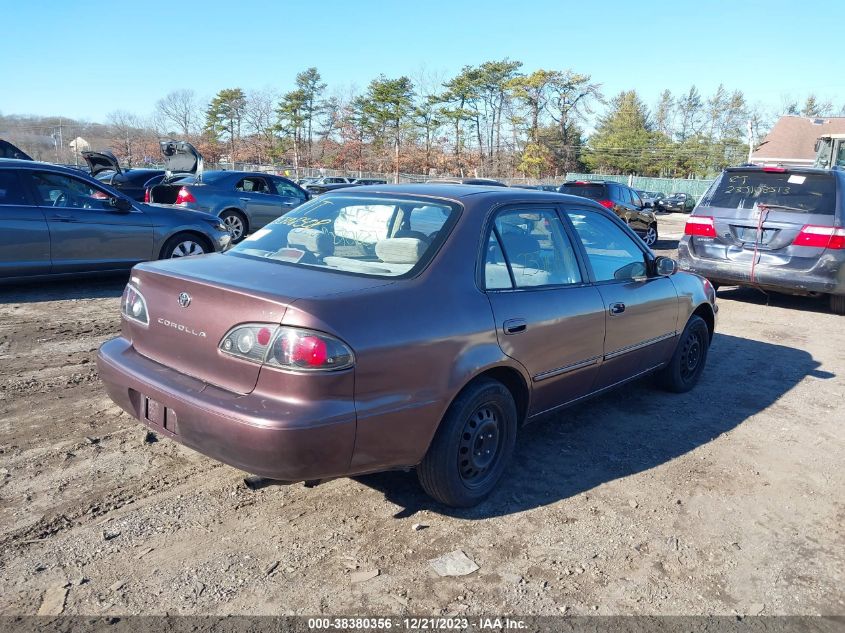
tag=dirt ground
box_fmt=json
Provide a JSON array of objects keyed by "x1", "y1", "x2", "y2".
[{"x1": 0, "y1": 213, "x2": 842, "y2": 617}]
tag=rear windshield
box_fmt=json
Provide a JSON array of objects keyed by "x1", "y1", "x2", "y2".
[
  {"x1": 228, "y1": 195, "x2": 459, "y2": 277},
  {"x1": 560, "y1": 183, "x2": 606, "y2": 199},
  {"x1": 702, "y1": 170, "x2": 836, "y2": 214}
]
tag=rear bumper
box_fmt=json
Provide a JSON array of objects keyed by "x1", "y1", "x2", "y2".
[
  {"x1": 97, "y1": 337, "x2": 356, "y2": 481},
  {"x1": 678, "y1": 239, "x2": 845, "y2": 295}
]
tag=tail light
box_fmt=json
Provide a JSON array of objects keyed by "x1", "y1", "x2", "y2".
[
  {"x1": 144, "y1": 188, "x2": 150, "y2": 203},
  {"x1": 762, "y1": 166, "x2": 787, "y2": 173},
  {"x1": 176, "y1": 187, "x2": 196, "y2": 205},
  {"x1": 219, "y1": 324, "x2": 354, "y2": 371},
  {"x1": 684, "y1": 216, "x2": 717, "y2": 237},
  {"x1": 596, "y1": 199, "x2": 614, "y2": 208},
  {"x1": 120, "y1": 284, "x2": 149, "y2": 325},
  {"x1": 792, "y1": 225, "x2": 845, "y2": 249}
]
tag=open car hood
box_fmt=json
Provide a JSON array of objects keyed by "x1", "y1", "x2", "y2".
[
  {"x1": 0, "y1": 139, "x2": 33, "y2": 160},
  {"x1": 81, "y1": 150, "x2": 121, "y2": 176},
  {"x1": 160, "y1": 139, "x2": 203, "y2": 181}
]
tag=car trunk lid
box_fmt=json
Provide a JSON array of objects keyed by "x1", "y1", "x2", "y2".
[
  {"x1": 81, "y1": 150, "x2": 122, "y2": 177},
  {"x1": 125, "y1": 253, "x2": 391, "y2": 394},
  {"x1": 160, "y1": 139, "x2": 203, "y2": 181}
]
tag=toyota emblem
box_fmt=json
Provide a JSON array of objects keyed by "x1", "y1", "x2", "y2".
[{"x1": 178, "y1": 292, "x2": 192, "y2": 308}]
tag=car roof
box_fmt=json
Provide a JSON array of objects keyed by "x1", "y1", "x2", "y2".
[
  {"x1": 0, "y1": 158, "x2": 93, "y2": 176},
  {"x1": 322, "y1": 182, "x2": 602, "y2": 207}
]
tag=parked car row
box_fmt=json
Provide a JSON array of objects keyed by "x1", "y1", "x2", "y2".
[{"x1": 0, "y1": 158, "x2": 231, "y2": 282}]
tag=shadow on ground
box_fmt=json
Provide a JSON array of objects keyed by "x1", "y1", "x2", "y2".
[
  {"x1": 356, "y1": 333, "x2": 832, "y2": 519},
  {"x1": 716, "y1": 286, "x2": 836, "y2": 315},
  {"x1": 0, "y1": 275, "x2": 128, "y2": 304}
]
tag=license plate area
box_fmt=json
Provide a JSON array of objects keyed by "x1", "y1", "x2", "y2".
[
  {"x1": 143, "y1": 396, "x2": 178, "y2": 435},
  {"x1": 732, "y1": 226, "x2": 778, "y2": 246}
]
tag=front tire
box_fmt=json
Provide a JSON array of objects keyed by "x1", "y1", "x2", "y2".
[
  {"x1": 656, "y1": 315, "x2": 710, "y2": 393},
  {"x1": 643, "y1": 223, "x2": 658, "y2": 247},
  {"x1": 160, "y1": 233, "x2": 211, "y2": 259},
  {"x1": 830, "y1": 294, "x2": 845, "y2": 315},
  {"x1": 417, "y1": 378, "x2": 517, "y2": 508}
]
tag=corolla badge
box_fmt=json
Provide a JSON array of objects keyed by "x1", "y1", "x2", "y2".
[{"x1": 178, "y1": 292, "x2": 192, "y2": 308}]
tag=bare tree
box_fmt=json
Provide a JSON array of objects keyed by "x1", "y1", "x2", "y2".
[
  {"x1": 107, "y1": 110, "x2": 145, "y2": 166},
  {"x1": 155, "y1": 90, "x2": 200, "y2": 136}
]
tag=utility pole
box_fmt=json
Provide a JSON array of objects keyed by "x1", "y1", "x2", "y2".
[{"x1": 746, "y1": 119, "x2": 754, "y2": 163}]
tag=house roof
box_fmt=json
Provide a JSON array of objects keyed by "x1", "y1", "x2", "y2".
[{"x1": 752, "y1": 115, "x2": 845, "y2": 163}]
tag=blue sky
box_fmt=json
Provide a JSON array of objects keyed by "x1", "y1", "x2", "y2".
[{"x1": 1, "y1": 0, "x2": 842, "y2": 122}]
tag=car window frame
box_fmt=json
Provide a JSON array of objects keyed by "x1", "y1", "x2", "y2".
[
  {"x1": 478, "y1": 203, "x2": 592, "y2": 293},
  {"x1": 560, "y1": 204, "x2": 654, "y2": 285},
  {"x1": 23, "y1": 168, "x2": 131, "y2": 213}
]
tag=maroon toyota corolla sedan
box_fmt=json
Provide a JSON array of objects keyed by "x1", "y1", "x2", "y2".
[{"x1": 98, "y1": 184, "x2": 717, "y2": 507}]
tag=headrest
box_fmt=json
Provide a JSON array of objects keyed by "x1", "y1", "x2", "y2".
[
  {"x1": 375, "y1": 237, "x2": 427, "y2": 264},
  {"x1": 288, "y1": 228, "x2": 334, "y2": 256}
]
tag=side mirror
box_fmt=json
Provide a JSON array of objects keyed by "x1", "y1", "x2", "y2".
[
  {"x1": 110, "y1": 197, "x2": 133, "y2": 212},
  {"x1": 654, "y1": 256, "x2": 678, "y2": 276}
]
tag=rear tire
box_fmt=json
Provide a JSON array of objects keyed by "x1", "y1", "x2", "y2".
[
  {"x1": 417, "y1": 378, "x2": 517, "y2": 508},
  {"x1": 220, "y1": 209, "x2": 248, "y2": 243},
  {"x1": 160, "y1": 233, "x2": 211, "y2": 259},
  {"x1": 830, "y1": 294, "x2": 845, "y2": 315},
  {"x1": 656, "y1": 315, "x2": 710, "y2": 393}
]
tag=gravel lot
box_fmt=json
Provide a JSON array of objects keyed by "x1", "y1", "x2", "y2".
[{"x1": 0, "y1": 213, "x2": 842, "y2": 617}]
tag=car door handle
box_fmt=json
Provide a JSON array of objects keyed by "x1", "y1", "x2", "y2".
[
  {"x1": 609, "y1": 302, "x2": 626, "y2": 316},
  {"x1": 239, "y1": 197, "x2": 251, "y2": 202},
  {"x1": 503, "y1": 318, "x2": 527, "y2": 335},
  {"x1": 49, "y1": 214, "x2": 76, "y2": 222}
]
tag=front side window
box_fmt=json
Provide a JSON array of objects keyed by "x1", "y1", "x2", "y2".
[
  {"x1": 0, "y1": 171, "x2": 28, "y2": 206},
  {"x1": 270, "y1": 177, "x2": 306, "y2": 200},
  {"x1": 29, "y1": 172, "x2": 112, "y2": 209},
  {"x1": 230, "y1": 194, "x2": 457, "y2": 277},
  {"x1": 630, "y1": 189, "x2": 643, "y2": 208},
  {"x1": 485, "y1": 209, "x2": 582, "y2": 289},
  {"x1": 566, "y1": 210, "x2": 646, "y2": 282}
]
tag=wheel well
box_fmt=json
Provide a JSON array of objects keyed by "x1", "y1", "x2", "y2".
[
  {"x1": 468, "y1": 366, "x2": 530, "y2": 425},
  {"x1": 220, "y1": 208, "x2": 249, "y2": 232},
  {"x1": 692, "y1": 303, "x2": 715, "y2": 341},
  {"x1": 160, "y1": 231, "x2": 213, "y2": 259}
]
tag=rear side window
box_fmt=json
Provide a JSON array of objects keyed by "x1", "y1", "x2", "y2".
[
  {"x1": 560, "y1": 183, "x2": 606, "y2": 200},
  {"x1": 0, "y1": 171, "x2": 28, "y2": 205},
  {"x1": 702, "y1": 170, "x2": 836, "y2": 214},
  {"x1": 485, "y1": 209, "x2": 582, "y2": 289}
]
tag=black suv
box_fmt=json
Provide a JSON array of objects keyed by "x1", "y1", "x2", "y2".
[{"x1": 559, "y1": 180, "x2": 659, "y2": 246}]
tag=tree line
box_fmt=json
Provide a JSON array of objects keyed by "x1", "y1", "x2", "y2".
[{"x1": 2, "y1": 62, "x2": 842, "y2": 180}]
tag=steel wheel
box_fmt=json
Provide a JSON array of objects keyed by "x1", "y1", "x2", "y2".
[
  {"x1": 169, "y1": 240, "x2": 206, "y2": 258},
  {"x1": 679, "y1": 327, "x2": 705, "y2": 382},
  {"x1": 222, "y1": 213, "x2": 245, "y2": 241},
  {"x1": 458, "y1": 404, "x2": 503, "y2": 487}
]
